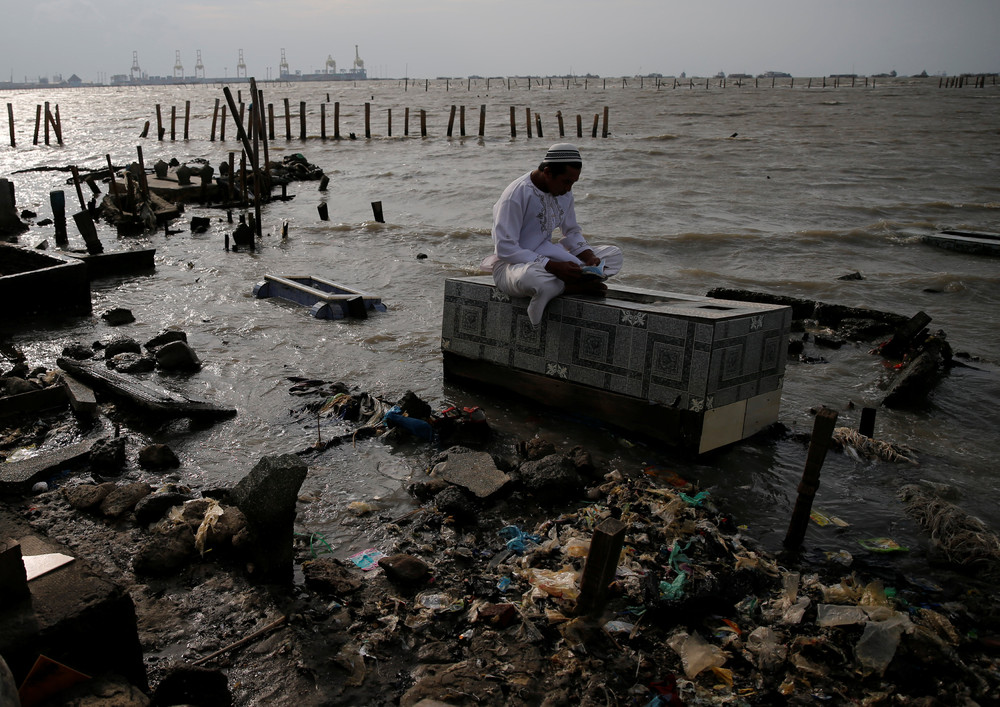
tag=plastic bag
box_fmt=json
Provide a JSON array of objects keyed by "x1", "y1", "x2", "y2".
[{"x1": 668, "y1": 630, "x2": 727, "y2": 679}]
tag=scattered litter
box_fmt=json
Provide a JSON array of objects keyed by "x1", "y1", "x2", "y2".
[
  {"x1": 22, "y1": 552, "x2": 74, "y2": 581},
  {"x1": 858, "y1": 537, "x2": 909, "y2": 553},
  {"x1": 349, "y1": 548, "x2": 385, "y2": 570},
  {"x1": 810, "y1": 509, "x2": 849, "y2": 527},
  {"x1": 499, "y1": 525, "x2": 541, "y2": 554}
]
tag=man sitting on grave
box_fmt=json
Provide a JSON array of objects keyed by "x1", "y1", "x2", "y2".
[{"x1": 481, "y1": 143, "x2": 623, "y2": 327}]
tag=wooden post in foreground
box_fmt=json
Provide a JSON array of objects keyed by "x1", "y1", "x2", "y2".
[
  {"x1": 371, "y1": 201, "x2": 384, "y2": 223},
  {"x1": 478, "y1": 105, "x2": 486, "y2": 137},
  {"x1": 299, "y1": 101, "x2": 306, "y2": 139},
  {"x1": 576, "y1": 517, "x2": 626, "y2": 613},
  {"x1": 783, "y1": 407, "x2": 839, "y2": 549},
  {"x1": 7, "y1": 103, "x2": 14, "y2": 147}
]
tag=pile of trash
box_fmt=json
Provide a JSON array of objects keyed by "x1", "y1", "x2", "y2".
[
  {"x1": 288, "y1": 430, "x2": 1000, "y2": 704},
  {"x1": 285, "y1": 377, "x2": 490, "y2": 451},
  {"x1": 268, "y1": 153, "x2": 325, "y2": 185}
]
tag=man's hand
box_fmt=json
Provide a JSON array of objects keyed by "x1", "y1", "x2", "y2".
[
  {"x1": 576, "y1": 249, "x2": 601, "y2": 266},
  {"x1": 545, "y1": 259, "x2": 583, "y2": 282}
]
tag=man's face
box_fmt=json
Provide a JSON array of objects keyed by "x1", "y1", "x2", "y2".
[{"x1": 545, "y1": 166, "x2": 581, "y2": 196}]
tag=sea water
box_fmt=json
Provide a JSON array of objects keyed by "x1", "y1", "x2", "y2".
[{"x1": 1, "y1": 77, "x2": 998, "y2": 574}]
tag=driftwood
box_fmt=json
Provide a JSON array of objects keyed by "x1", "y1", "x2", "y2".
[{"x1": 57, "y1": 357, "x2": 235, "y2": 420}]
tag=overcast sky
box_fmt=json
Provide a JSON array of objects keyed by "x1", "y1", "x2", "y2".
[{"x1": 3, "y1": 0, "x2": 998, "y2": 83}]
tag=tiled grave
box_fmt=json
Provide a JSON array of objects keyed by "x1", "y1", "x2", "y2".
[
  {"x1": 0, "y1": 243, "x2": 91, "y2": 319},
  {"x1": 442, "y1": 276, "x2": 791, "y2": 452}
]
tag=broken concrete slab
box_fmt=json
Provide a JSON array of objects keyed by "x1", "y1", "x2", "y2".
[
  {"x1": 61, "y1": 373, "x2": 97, "y2": 417},
  {"x1": 0, "y1": 534, "x2": 147, "y2": 691},
  {"x1": 430, "y1": 450, "x2": 510, "y2": 499},
  {"x1": 0, "y1": 439, "x2": 94, "y2": 494}
]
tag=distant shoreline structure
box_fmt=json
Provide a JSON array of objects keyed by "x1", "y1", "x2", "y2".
[{"x1": 1, "y1": 69, "x2": 996, "y2": 92}]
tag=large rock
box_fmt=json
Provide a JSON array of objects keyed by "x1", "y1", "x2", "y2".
[
  {"x1": 230, "y1": 454, "x2": 308, "y2": 584},
  {"x1": 378, "y1": 553, "x2": 430, "y2": 589},
  {"x1": 62, "y1": 482, "x2": 116, "y2": 511},
  {"x1": 133, "y1": 523, "x2": 196, "y2": 576},
  {"x1": 155, "y1": 340, "x2": 202, "y2": 372},
  {"x1": 518, "y1": 454, "x2": 582, "y2": 501},
  {"x1": 138, "y1": 443, "x2": 180, "y2": 470},
  {"x1": 104, "y1": 337, "x2": 142, "y2": 359},
  {"x1": 430, "y1": 450, "x2": 509, "y2": 498},
  {"x1": 134, "y1": 490, "x2": 194, "y2": 526},
  {"x1": 89, "y1": 437, "x2": 127, "y2": 474},
  {"x1": 145, "y1": 330, "x2": 187, "y2": 350},
  {"x1": 99, "y1": 482, "x2": 153, "y2": 519}
]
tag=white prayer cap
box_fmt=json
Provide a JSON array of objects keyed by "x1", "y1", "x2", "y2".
[{"x1": 542, "y1": 143, "x2": 581, "y2": 164}]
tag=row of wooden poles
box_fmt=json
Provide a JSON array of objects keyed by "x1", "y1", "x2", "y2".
[
  {"x1": 384, "y1": 74, "x2": 997, "y2": 90},
  {"x1": 143, "y1": 96, "x2": 612, "y2": 142},
  {"x1": 5, "y1": 102, "x2": 63, "y2": 147},
  {"x1": 940, "y1": 74, "x2": 994, "y2": 88}
]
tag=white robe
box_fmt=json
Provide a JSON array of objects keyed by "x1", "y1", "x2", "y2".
[{"x1": 482, "y1": 172, "x2": 622, "y2": 326}]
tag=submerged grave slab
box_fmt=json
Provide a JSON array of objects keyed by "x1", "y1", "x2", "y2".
[
  {"x1": 0, "y1": 243, "x2": 91, "y2": 319},
  {"x1": 441, "y1": 276, "x2": 791, "y2": 453},
  {"x1": 253, "y1": 274, "x2": 386, "y2": 320}
]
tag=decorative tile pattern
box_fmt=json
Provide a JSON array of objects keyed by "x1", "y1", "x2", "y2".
[{"x1": 442, "y1": 277, "x2": 791, "y2": 448}]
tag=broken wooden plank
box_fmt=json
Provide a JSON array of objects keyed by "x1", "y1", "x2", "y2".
[
  {"x1": 61, "y1": 373, "x2": 97, "y2": 417},
  {"x1": 56, "y1": 358, "x2": 236, "y2": 420},
  {"x1": 0, "y1": 386, "x2": 67, "y2": 419}
]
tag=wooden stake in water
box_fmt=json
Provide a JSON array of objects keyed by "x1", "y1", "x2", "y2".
[
  {"x1": 211, "y1": 98, "x2": 220, "y2": 141},
  {"x1": 783, "y1": 407, "x2": 839, "y2": 549},
  {"x1": 7, "y1": 103, "x2": 14, "y2": 147},
  {"x1": 33, "y1": 104, "x2": 41, "y2": 144}
]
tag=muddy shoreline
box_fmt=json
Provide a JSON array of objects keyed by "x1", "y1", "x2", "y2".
[{"x1": 2, "y1": 363, "x2": 1000, "y2": 706}]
